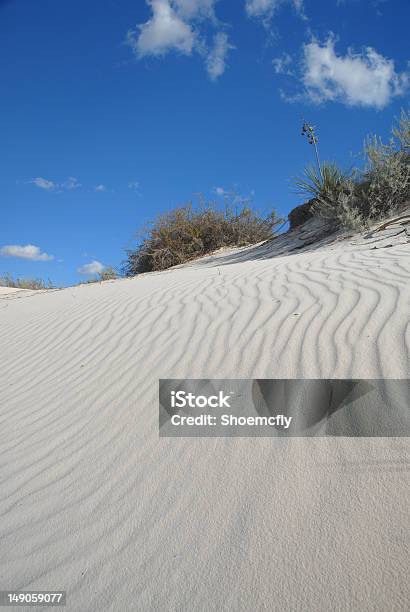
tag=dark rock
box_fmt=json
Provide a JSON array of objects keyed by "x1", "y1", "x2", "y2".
[{"x1": 288, "y1": 199, "x2": 316, "y2": 230}]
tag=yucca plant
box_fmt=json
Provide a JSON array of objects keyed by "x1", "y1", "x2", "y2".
[
  {"x1": 295, "y1": 162, "x2": 350, "y2": 202},
  {"x1": 294, "y1": 110, "x2": 410, "y2": 231},
  {"x1": 301, "y1": 121, "x2": 323, "y2": 179},
  {"x1": 298, "y1": 122, "x2": 364, "y2": 229},
  {"x1": 295, "y1": 162, "x2": 364, "y2": 229}
]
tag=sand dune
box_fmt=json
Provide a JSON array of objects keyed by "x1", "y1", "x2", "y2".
[
  {"x1": 0, "y1": 217, "x2": 409, "y2": 611},
  {"x1": 0, "y1": 287, "x2": 29, "y2": 295}
]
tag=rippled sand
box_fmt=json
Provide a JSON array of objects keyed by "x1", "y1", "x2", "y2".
[{"x1": 1, "y1": 218, "x2": 409, "y2": 611}]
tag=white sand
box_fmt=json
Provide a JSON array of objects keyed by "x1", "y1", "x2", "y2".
[
  {"x1": 0, "y1": 218, "x2": 409, "y2": 611},
  {"x1": 0, "y1": 287, "x2": 29, "y2": 295}
]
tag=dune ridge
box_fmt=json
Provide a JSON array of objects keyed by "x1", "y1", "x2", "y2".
[{"x1": 0, "y1": 219, "x2": 409, "y2": 611}]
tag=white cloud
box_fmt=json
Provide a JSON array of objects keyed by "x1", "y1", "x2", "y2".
[
  {"x1": 62, "y1": 177, "x2": 81, "y2": 190},
  {"x1": 0, "y1": 244, "x2": 54, "y2": 261},
  {"x1": 272, "y1": 52, "x2": 293, "y2": 75},
  {"x1": 213, "y1": 186, "x2": 254, "y2": 200},
  {"x1": 293, "y1": 0, "x2": 304, "y2": 14},
  {"x1": 128, "y1": 181, "x2": 140, "y2": 191},
  {"x1": 205, "y1": 32, "x2": 234, "y2": 80},
  {"x1": 174, "y1": 0, "x2": 217, "y2": 19},
  {"x1": 31, "y1": 177, "x2": 56, "y2": 191},
  {"x1": 126, "y1": 0, "x2": 231, "y2": 80},
  {"x1": 245, "y1": 0, "x2": 277, "y2": 17},
  {"x1": 78, "y1": 260, "x2": 105, "y2": 275},
  {"x1": 302, "y1": 38, "x2": 409, "y2": 108},
  {"x1": 30, "y1": 176, "x2": 82, "y2": 192},
  {"x1": 278, "y1": 87, "x2": 304, "y2": 103},
  {"x1": 127, "y1": 0, "x2": 195, "y2": 57},
  {"x1": 95, "y1": 184, "x2": 107, "y2": 192},
  {"x1": 245, "y1": 0, "x2": 304, "y2": 20}
]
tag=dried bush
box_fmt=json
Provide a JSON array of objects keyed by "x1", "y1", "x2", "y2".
[
  {"x1": 80, "y1": 266, "x2": 119, "y2": 284},
  {"x1": 392, "y1": 108, "x2": 410, "y2": 153},
  {"x1": 360, "y1": 136, "x2": 410, "y2": 219},
  {"x1": 97, "y1": 266, "x2": 119, "y2": 281},
  {"x1": 0, "y1": 273, "x2": 54, "y2": 290},
  {"x1": 124, "y1": 199, "x2": 282, "y2": 275}
]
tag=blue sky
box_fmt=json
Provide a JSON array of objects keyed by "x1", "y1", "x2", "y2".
[{"x1": 1, "y1": 0, "x2": 409, "y2": 286}]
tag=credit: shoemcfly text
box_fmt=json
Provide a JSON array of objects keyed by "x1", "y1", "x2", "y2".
[{"x1": 170, "y1": 414, "x2": 293, "y2": 429}]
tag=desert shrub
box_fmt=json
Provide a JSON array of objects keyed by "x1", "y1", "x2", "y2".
[
  {"x1": 392, "y1": 108, "x2": 410, "y2": 153},
  {"x1": 97, "y1": 266, "x2": 119, "y2": 281},
  {"x1": 80, "y1": 266, "x2": 119, "y2": 284},
  {"x1": 295, "y1": 163, "x2": 364, "y2": 230},
  {"x1": 124, "y1": 200, "x2": 282, "y2": 275},
  {"x1": 360, "y1": 138, "x2": 410, "y2": 219},
  {"x1": 0, "y1": 273, "x2": 54, "y2": 290},
  {"x1": 357, "y1": 111, "x2": 410, "y2": 220},
  {"x1": 295, "y1": 110, "x2": 410, "y2": 230}
]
